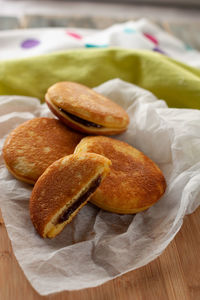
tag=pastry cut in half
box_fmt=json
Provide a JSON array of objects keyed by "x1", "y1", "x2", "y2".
[
  {"x1": 30, "y1": 153, "x2": 111, "y2": 238},
  {"x1": 3, "y1": 117, "x2": 84, "y2": 184},
  {"x1": 45, "y1": 81, "x2": 129, "y2": 135},
  {"x1": 75, "y1": 136, "x2": 166, "y2": 214}
]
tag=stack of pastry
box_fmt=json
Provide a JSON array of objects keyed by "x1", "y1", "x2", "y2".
[{"x1": 3, "y1": 81, "x2": 166, "y2": 238}]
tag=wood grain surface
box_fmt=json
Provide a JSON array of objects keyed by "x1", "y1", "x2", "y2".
[
  {"x1": 0, "y1": 10, "x2": 200, "y2": 300},
  {"x1": 0, "y1": 206, "x2": 200, "y2": 300}
]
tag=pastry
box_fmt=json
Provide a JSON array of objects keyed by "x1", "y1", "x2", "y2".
[
  {"x1": 3, "y1": 117, "x2": 84, "y2": 184},
  {"x1": 30, "y1": 152, "x2": 111, "y2": 238},
  {"x1": 45, "y1": 81, "x2": 129, "y2": 135},
  {"x1": 75, "y1": 136, "x2": 166, "y2": 213}
]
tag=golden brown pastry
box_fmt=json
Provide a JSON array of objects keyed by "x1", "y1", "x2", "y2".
[
  {"x1": 3, "y1": 117, "x2": 84, "y2": 184},
  {"x1": 75, "y1": 136, "x2": 166, "y2": 214},
  {"x1": 30, "y1": 153, "x2": 111, "y2": 238},
  {"x1": 45, "y1": 81, "x2": 129, "y2": 135}
]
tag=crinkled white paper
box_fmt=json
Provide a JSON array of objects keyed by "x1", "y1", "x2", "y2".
[{"x1": 0, "y1": 79, "x2": 200, "y2": 295}]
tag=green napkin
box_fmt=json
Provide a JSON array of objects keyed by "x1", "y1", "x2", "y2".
[{"x1": 0, "y1": 48, "x2": 200, "y2": 109}]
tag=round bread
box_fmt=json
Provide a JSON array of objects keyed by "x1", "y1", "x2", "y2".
[
  {"x1": 3, "y1": 117, "x2": 84, "y2": 184},
  {"x1": 45, "y1": 81, "x2": 129, "y2": 135},
  {"x1": 74, "y1": 136, "x2": 166, "y2": 214},
  {"x1": 30, "y1": 152, "x2": 111, "y2": 238}
]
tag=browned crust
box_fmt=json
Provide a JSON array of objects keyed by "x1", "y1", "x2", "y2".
[
  {"x1": 46, "y1": 98, "x2": 127, "y2": 135},
  {"x1": 30, "y1": 153, "x2": 111, "y2": 237},
  {"x1": 75, "y1": 136, "x2": 167, "y2": 214},
  {"x1": 3, "y1": 160, "x2": 35, "y2": 185},
  {"x1": 3, "y1": 117, "x2": 84, "y2": 184},
  {"x1": 45, "y1": 81, "x2": 129, "y2": 129}
]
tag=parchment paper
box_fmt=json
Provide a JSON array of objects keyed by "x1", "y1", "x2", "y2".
[{"x1": 0, "y1": 79, "x2": 200, "y2": 295}]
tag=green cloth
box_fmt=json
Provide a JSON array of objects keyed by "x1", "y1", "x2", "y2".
[{"x1": 0, "y1": 48, "x2": 200, "y2": 109}]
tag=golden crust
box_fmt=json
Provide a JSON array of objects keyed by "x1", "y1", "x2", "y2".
[
  {"x1": 74, "y1": 136, "x2": 166, "y2": 214},
  {"x1": 30, "y1": 153, "x2": 111, "y2": 238},
  {"x1": 3, "y1": 118, "x2": 84, "y2": 184},
  {"x1": 45, "y1": 81, "x2": 129, "y2": 132},
  {"x1": 46, "y1": 97, "x2": 127, "y2": 135}
]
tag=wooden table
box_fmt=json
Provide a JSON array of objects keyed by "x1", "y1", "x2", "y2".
[
  {"x1": 0, "y1": 10, "x2": 200, "y2": 300},
  {"x1": 1, "y1": 206, "x2": 200, "y2": 300}
]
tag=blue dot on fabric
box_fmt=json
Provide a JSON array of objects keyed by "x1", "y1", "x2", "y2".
[
  {"x1": 124, "y1": 28, "x2": 136, "y2": 34},
  {"x1": 85, "y1": 44, "x2": 108, "y2": 48},
  {"x1": 21, "y1": 39, "x2": 40, "y2": 49},
  {"x1": 185, "y1": 44, "x2": 193, "y2": 51}
]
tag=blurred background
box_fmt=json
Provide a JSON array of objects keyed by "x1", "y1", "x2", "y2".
[{"x1": 0, "y1": 0, "x2": 200, "y2": 49}]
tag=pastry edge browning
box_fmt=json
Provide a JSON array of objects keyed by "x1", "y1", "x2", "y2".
[
  {"x1": 90, "y1": 199, "x2": 152, "y2": 214},
  {"x1": 74, "y1": 136, "x2": 166, "y2": 213},
  {"x1": 3, "y1": 135, "x2": 36, "y2": 184},
  {"x1": 3, "y1": 159, "x2": 36, "y2": 184},
  {"x1": 45, "y1": 96, "x2": 128, "y2": 135},
  {"x1": 2, "y1": 117, "x2": 85, "y2": 184},
  {"x1": 30, "y1": 154, "x2": 111, "y2": 238},
  {"x1": 45, "y1": 81, "x2": 130, "y2": 129}
]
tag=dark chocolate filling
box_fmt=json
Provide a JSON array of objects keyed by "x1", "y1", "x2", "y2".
[
  {"x1": 57, "y1": 176, "x2": 102, "y2": 224},
  {"x1": 58, "y1": 107, "x2": 102, "y2": 128}
]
